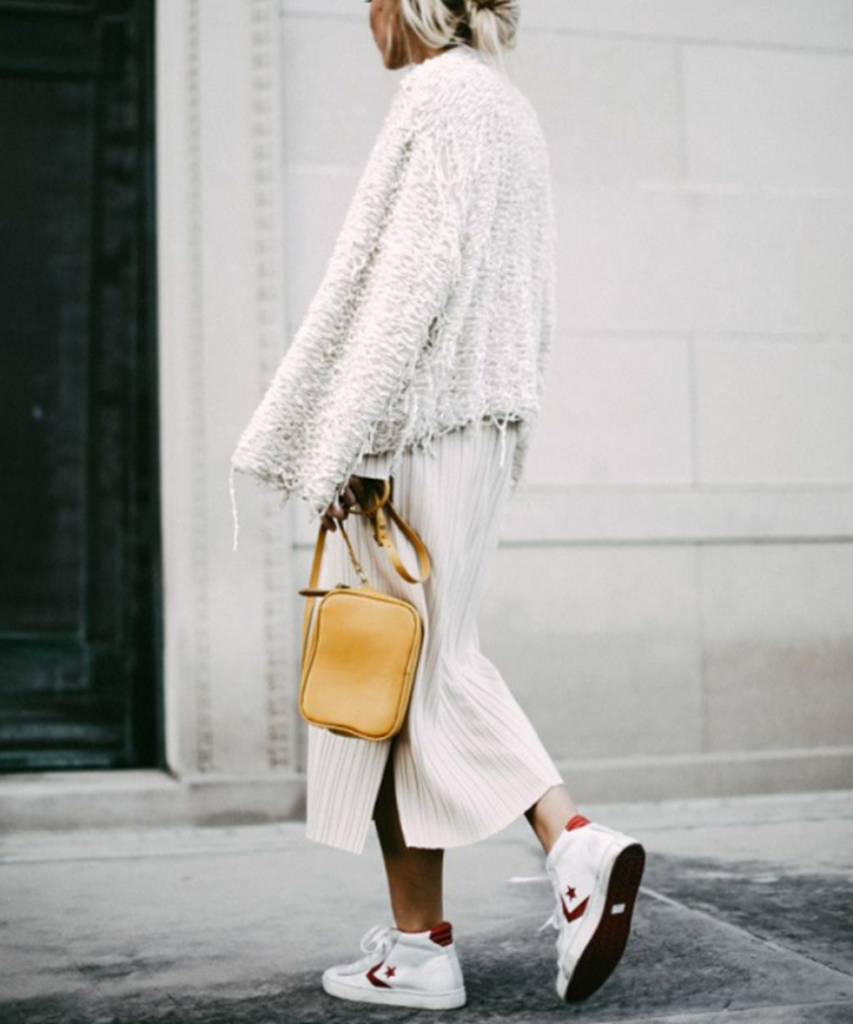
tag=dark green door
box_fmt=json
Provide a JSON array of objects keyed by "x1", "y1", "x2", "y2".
[{"x1": 0, "y1": 0, "x2": 162, "y2": 771}]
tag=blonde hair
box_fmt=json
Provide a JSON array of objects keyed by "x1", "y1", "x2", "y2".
[{"x1": 386, "y1": 0, "x2": 519, "y2": 69}]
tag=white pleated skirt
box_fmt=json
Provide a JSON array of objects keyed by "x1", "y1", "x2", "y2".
[{"x1": 305, "y1": 419, "x2": 565, "y2": 855}]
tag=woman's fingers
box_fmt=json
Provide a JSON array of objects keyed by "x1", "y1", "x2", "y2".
[
  {"x1": 346, "y1": 475, "x2": 376, "y2": 511},
  {"x1": 322, "y1": 500, "x2": 347, "y2": 530},
  {"x1": 349, "y1": 474, "x2": 384, "y2": 510},
  {"x1": 323, "y1": 475, "x2": 380, "y2": 529},
  {"x1": 340, "y1": 484, "x2": 358, "y2": 511}
]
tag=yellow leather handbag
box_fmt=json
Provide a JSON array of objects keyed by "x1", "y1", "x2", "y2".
[{"x1": 298, "y1": 479, "x2": 431, "y2": 741}]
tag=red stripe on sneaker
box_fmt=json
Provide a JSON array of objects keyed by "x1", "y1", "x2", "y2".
[
  {"x1": 561, "y1": 894, "x2": 589, "y2": 922},
  {"x1": 566, "y1": 814, "x2": 591, "y2": 831},
  {"x1": 366, "y1": 962, "x2": 393, "y2": 988},
  {"x1": 429, "y1": 922, "x2": 453, "y2": 946}
]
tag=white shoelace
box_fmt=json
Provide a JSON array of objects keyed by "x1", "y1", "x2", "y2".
[
  {"x1": 537, "y1": 868, "x2": 563, "y2": 937},
  {"x1": 537, "y1": 897, "x2": 561, "y2": 936},
  {"x1": 351, "y1": 923, "x2": 395, "y2": 970}
]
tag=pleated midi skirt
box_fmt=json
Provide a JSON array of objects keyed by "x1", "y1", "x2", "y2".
[{"x1": 305, "y1": 419, "x2": 564, "y2": 855}]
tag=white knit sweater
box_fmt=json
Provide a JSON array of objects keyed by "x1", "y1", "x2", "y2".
[{"x1": 230, "y1": 43, "x2": 557, "y2": 545}]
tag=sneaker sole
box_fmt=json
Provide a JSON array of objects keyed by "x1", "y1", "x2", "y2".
[
  {"x1": 556, "y1": 839, "x2": 646, "y2": 1003},
  {"x1": 322, "y1": 974, "x2": 467, "y2": 1010}
]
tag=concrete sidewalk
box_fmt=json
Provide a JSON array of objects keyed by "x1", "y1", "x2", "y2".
[{"x1": 1, "y1": 790, "x2": 851, "y2": 1023}]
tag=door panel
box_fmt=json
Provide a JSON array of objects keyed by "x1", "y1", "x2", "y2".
[{"x1": 0, "y1": 0, "x2": 161, "y2": 770}]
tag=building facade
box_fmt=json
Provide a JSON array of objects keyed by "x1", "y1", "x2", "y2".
[{"x1": 2, "y1": 0, "x2": 851, "y2": 829}]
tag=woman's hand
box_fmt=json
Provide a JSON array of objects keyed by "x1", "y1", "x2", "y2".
[{"x1": 321, "y1": 475, "x2": 379, "y2": 532}]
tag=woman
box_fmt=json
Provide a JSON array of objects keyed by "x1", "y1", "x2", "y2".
[{"x1": 230, "y1": 0, "x2": 646, "y2": 1011}]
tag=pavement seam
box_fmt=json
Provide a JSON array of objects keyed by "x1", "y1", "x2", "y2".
[
  {"x1": 583, "y1": 998, "x2": 853, "y2": 1024},
  {"x1": 641, "y1": 884, "x2": 853, "y2": 982}
]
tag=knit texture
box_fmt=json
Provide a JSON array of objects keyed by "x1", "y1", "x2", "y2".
[{"x1": 230, "y1": 44, "x2": 557, "y2": 542}]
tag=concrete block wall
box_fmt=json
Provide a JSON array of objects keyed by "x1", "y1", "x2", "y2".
[
  {"x1": 6, "y1": 0, "x2": 849, "y2": 834},
  {"x1": 285, "y1": 1, "x2": 853, "y2": 800}
]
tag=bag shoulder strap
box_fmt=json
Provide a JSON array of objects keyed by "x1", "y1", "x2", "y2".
[
  {"x1": 298, "y1": 482, "x2": 431, "y2": 668},
  {"x1": 370, "y1": 501, "x2": 430, "y2": 585}
]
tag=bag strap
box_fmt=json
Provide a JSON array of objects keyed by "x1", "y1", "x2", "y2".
[
  {"x1": 368, "y1": 499, "x2": 431, "y2": 585},
  {"x1": 298, "y1": 479, "x2": 431, "y2": 668}
]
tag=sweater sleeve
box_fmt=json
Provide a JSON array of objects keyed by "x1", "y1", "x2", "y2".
[{"x1": 302, "y1": 118, "x2": 476, "y2": 517}]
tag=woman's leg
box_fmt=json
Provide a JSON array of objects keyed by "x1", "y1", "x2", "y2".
[
  {"x1": 525, "y1": 783, "x2": 580, "y2": 855},
  {"x1": 374, "y1": 745, "x2": 445, "y2": 931}
]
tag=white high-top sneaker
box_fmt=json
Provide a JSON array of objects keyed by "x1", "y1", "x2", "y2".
[
  {"x1": 322, "y1": 920, "x2": 467, "y2": 1010},
  {"x1": 539, "y1": 814, "x2": 645, "y2": 1002}
]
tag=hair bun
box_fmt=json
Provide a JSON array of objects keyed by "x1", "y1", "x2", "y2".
[{"x1": 464, "y1": 0, "x2": 518, "y2": 53}]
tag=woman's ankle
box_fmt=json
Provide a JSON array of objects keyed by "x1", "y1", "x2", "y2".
[
  {"x1": 526, "y1": 783, "x2": 580, "y2": 853},
  {"x1": 394, "y1": 913, "x2": 446, "y2": 932}
]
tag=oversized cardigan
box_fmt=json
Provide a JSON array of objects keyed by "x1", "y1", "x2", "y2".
[{"x1": 229, "y1": 43, "x2": 557, "y2": 547}]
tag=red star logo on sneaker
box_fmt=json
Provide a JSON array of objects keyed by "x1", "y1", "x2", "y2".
[
  {"x1": 384, "y1": 966, "x2": 396, "y2": 978},
  {"x1": 561, "y1": 893, "x2": 589, "y2": 923},
  {"x1": 366, "y1": 962, "x2": 393, "y2": 988},
  {"x1": 565, "y1": 885, "x2": 577, "y2": 901}
]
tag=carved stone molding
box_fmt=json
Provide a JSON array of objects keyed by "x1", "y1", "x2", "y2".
[
  {"x1": 185, "y1": 0, "x2": 215, "y2": 773},
  {"x1": 249, "y1": 0, "x2": 298, "y2": 770}
]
